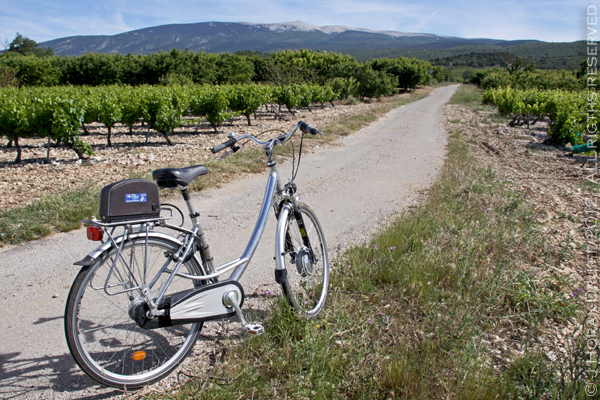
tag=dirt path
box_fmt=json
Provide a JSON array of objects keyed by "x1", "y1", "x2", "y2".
[{"x1": 0, "y1": 84, "x2": 459, "y2": 399}]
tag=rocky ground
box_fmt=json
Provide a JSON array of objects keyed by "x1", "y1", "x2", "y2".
[
  {"x1": 0, "y1": 99, "x2": 388, "y2": 212},
  {"x1": 1, "y1": 89, "x2": 592, "y2": 396},
  {"x1": 116, "y1": 95, "x2": 595, "y2": 398},
  {"x1": 0, "y1": 86, "x2": 446, "y2": 399},
  {"x1": 443, "y1": 103, "x2": 592, "y2": 380}
]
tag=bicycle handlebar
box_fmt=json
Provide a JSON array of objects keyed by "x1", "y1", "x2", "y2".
[
  {"x1": 209, "y1": 121, "x2": 322, "y2": 154},
  {"x1": 210, "y1": 138, "x2": 237, "y2": 154},
  {"x1": 298, "y1": 121, "x2": 323, "y2": 136}
]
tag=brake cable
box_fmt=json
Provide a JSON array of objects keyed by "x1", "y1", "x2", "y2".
[
  {"x1": 223, "y1": 127, "x2": 305, "y2": 189},
  {"x1": 290, "y1": 131, "x2": 306, "y2": 184}
]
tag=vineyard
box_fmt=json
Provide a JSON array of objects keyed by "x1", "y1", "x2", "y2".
[
  {"x1": 475, "y1": 61, "x2": 591, "y2": 146},
  {"x1": 470, "y1": 66, "x2": 583, "y2": 91},
  {"x1": 0, "y1": 85, "x2": 429, "y2": 214},
  {"x1": 482, "y1": 87, "x2": 591, "y2": 145},
  {"x1": 0, "y1": 83, "x2": 342, "y2": 163},
  {"x1": 0, "y1": 48, "x2": 450, "y2": 164}
]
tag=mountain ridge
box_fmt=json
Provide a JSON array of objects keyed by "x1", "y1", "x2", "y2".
[
  {"x1": 238, "y1": 21, "x2": 440, "y2": 37},
  {"x1": 40, "y1": 20, "x2": 540, "y2": 57},
  {"x1": 37, "y1": 20, "x2": 583, "y2": 70}
]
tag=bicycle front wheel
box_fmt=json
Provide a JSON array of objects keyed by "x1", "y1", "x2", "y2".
[
  {"x1": 65, "y1": 235, "x2": 204, "y2": 389},
  {"x1": 276, "y1": 203, "x2": 329, "y2": 318}
]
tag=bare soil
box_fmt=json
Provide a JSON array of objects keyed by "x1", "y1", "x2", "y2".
[
  {"x1": 1, "y1": 88, "x2": 590, "y2": 398},
  {"x1": 443, "y1": 104, "x2": 592, "y2": 374},
  {"x1": 0, "y1": 99, "x2": 390, "y2": 212},
  {"x1": 0, "y1": 88, "x2": 444, "y2": 400}
]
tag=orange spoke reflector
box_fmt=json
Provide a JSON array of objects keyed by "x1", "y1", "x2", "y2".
[{"x1": 132, "y1": 351, "x2": 146, "y2": 361}]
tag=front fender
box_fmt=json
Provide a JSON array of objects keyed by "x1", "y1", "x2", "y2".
[
  {"x1": 274, "y1": 203, "x2": 294, "y2": 272},
  {"x1": 73, "y1": 231, "x2": 185, "y2": 267}
]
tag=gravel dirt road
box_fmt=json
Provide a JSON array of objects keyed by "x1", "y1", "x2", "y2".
[{"x1": 0, "y1": 84, "x2": 458, "y2": 399}]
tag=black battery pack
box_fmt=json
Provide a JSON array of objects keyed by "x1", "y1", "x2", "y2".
[{"x1": 99, "y1": 179, "x2": 161, "y2": 223}]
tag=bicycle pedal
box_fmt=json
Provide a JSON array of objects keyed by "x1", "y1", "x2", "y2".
[{"x1": 244, "y1": 323, "x2": 264, "y2": 335}]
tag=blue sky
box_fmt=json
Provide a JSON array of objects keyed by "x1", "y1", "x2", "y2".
[{"x1": 0, "y1": 0, "x2": 592, "y2": 46}]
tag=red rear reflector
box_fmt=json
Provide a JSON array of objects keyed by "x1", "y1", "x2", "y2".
[{"x1": 87, "y1": 226, "x2": 104, "y2": 241}]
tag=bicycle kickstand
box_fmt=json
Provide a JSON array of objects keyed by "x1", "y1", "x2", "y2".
[{"x1": 224, "y1": 290, "x2": 264, "y2": 335}]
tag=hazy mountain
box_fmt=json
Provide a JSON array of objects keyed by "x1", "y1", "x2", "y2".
[
  {"x1": 40, "y1": 21, "x2": 538, "y2": 57},
  {"x1": 38, "y1": 21, "x2": 583, "y2": 69}
]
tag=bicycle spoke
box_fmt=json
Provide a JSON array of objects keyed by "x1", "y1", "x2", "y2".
[
  {"x1": 279, "y1": 204, "x2": 329, "y2": 318},
  {"x1": 66, "y1": 237, "x2": 202, "y2": 388}
]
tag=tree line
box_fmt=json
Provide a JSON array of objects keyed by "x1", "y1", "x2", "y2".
[
  {"x1": 466, "y1": 57, "x2": 584, "y2": 91},
  {"x1": 0, "y1": 44, "x2": 447, "y2": 92},
  {"x1": 432, "y1": 51, "x2": 521, "y2": 68},
  {"x1": 0, "y1": 35, "x2": 451, "y2": 164}
]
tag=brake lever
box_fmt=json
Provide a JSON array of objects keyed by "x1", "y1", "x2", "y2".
[
  {"x1": 219, "y1": 144, "x2": 241, "y2": 160},
  {"x1": 219, "y1": 151, "x2": 233, "y2": 160}
]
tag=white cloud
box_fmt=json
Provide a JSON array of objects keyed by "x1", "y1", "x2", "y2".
[{"x1": 413, "y1": 9, "x2": 441, "y2": 32}]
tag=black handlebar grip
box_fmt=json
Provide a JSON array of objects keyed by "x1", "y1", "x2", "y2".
[
  {"x1": 211, "y1": 138, "x2": 236, "y2": 154},
  {"x1": 299, "y1": 121, "x2": 322, "y2": 135}
]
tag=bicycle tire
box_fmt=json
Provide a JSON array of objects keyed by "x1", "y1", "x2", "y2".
[
  {"x1": 65, "y1": 235, "x2": 204, "y2": 389},
  {"x1": 276, "y1": 203, "x2": 329, "y2": 318}
]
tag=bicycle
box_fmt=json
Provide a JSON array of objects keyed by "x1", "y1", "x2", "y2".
[{"x1": 64, "y1": 121, "x2": 330, "y2": 389}]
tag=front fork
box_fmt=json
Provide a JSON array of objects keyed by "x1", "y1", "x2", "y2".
[{"x1": 274, "y1": 194, "x2": 316, "y2": 284}]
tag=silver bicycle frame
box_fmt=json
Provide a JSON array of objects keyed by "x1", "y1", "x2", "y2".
[
  {"x1": 81, "y1": 123, "x2": 305, "y2": 307},
  {"x1": 174, "y1": 166, "x2": 285, "y2": 284},
  {"x1": 164, "y1": 125, "x2": 306, "y2": 286}
]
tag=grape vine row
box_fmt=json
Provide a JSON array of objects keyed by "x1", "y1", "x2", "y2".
[
  {"x1": 482, "y1": 86, "x2": 594, "y2": 145},
  {"x1": 0, "y1": 83, "x2": 340, "y2": 162}
]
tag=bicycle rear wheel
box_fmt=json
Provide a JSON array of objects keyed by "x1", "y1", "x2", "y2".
[
  {"x1": 276, "y1": 203, "x2": 329, "y2": 318},
  {"x1": 65, "y1": 235, "x2": 204, "y2": 389}
]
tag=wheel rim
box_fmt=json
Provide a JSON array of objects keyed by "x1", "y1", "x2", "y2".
[
  {"x1": 283, "y1": 207, "x2": 328, "y2": 316},
  {"x1": 70, "y1": 238, "x2": 202, "y2": 386}
]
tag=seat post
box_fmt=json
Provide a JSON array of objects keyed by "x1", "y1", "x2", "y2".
[
  {"x1": 178, "y1": 186, "x2": 215, "y2": 272},
  {"x1": 179, "y1": 187, "x2": 198, "y2": 222}
]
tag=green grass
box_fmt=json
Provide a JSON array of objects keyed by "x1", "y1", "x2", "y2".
[
  {"x1": 448, "y1": 84, "x2": 484, "y2": 107},
  {"x1": 152, "y1": 88, "x2": 590, "y2": 399},
  {"x1": 324, "y1": 90, "x2": 430, "y2": 136},
  {"x1": 0, "y1": 185, "x2": 99, "y2": 245},
  {"x1": 481, "y1": 112, "x2": 511, "y2": 125}
]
